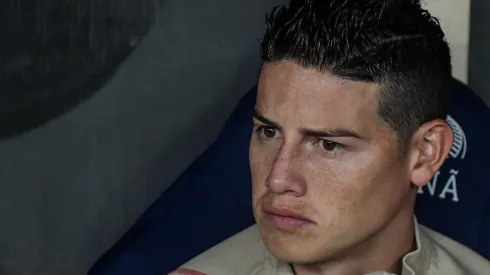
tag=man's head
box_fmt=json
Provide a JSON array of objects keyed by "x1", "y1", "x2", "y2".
[{"x1": 250, "y1": 0, "x2": 453, "y2": 273}]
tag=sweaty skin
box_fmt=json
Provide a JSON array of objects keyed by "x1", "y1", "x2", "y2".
[{"x1": 250, "y1": 60, "x2": 442, "y2": 275}]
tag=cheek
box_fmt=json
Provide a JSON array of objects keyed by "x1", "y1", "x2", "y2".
[
  {"x1": 305, "y1": 175, "x2": 373, "y2": 232},
  {"x1": 249, "y1": 140, "x2": 275, "y2": 194},
  {"x1": 318, "y1": 155, "x2": 406, "y2": 217},
  {"x1": 305, "y1": 154, "x2": 388, "y2": 212},
  {"x1": 249, "y1": 138, "x2": 279, "y2": 175}
]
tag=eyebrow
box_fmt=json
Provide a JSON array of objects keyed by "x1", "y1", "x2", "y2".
[
  {"x1": 253, "y1": 109, "x2": 364, "y2": 139},
  {"x1": 253, "y1": 110, "x2": 280, "y2": 128}
]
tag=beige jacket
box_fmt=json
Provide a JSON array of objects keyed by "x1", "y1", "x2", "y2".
[{"x1": 169, "y1": 221, "x2": 490, "y2": 275}]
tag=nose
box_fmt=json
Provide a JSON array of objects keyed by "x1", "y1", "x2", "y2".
[{"x1": 265, "y1": 146, "x2": 306, "y2": 196}]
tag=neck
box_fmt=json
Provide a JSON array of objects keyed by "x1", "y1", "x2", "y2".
[{"x1": 292, "y1": 198, "x2": 417, "y2": 275}]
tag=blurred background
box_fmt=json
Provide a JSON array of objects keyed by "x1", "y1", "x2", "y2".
[{"x1": 0, "y1": 0, "x2": 486, "y2": 274}]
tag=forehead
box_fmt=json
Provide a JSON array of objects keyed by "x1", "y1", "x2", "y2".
[{"x1": 257, "y1": 61, "x2": 387, "y2": 135}]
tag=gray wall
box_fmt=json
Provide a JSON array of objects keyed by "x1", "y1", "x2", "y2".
[
  {"x1": 469, "y1": 0, "x2": 490, "y2": 106},
  {"x1": 0, "y1": 0, "x2": 285, "y2": 274},
  {"x1": 425, "y1": 0, "x2": 471, "y2": 84}
]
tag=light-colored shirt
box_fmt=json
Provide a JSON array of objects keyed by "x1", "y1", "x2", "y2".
[{"x1": 169, "y1": 218, "x2": 490, "y2": 275}]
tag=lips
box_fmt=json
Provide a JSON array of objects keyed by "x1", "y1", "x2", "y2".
[
  {"x1": 261, "y1": 205, "x2": 314, "y2": 231},
  {"x1": 263, "y1": 205, "x2": 311, "y2": 221}
]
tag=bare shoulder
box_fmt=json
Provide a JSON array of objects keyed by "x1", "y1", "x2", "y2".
[
  {"x1": 421, "y1": 225, "x2": 490, "y2": 274},
  {"x1": 168, "y1": 225, "x2": 269, "y2": 275}
]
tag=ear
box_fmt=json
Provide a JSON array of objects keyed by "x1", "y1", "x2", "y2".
[{"x1": 409, "y1": 119, "x2": 454, "y2": 187}]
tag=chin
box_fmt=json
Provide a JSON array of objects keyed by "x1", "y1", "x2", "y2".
[
  {"x1": 268, "y1": 246, "x2": 314, "y2": 264},
  {"x1": 259, "y1": 227, "x2": 326, "y2": 264},
  {"x1": 265, "y1": 239, "x2": 328, "y2": 264}
]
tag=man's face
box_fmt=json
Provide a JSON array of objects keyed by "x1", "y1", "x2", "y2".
[{"x1": 250, "y1": 60, "x2": 414, "y2": 264}]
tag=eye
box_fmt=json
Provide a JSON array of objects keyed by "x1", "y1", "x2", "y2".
[
  {"x1": 256, "y1": 126, "x2": 277, "y2": 139},
  {"x1": 321, "y1": 140, "x2": 341, "y2": 152}
]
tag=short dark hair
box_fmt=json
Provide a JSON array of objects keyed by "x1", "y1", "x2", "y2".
[{"x1": 260, "y1": 0, "x2": 452, "y2": 148}]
